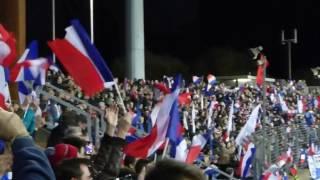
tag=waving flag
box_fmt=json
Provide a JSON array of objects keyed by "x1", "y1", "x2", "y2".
[
  {"x1": 235, "y1": 104, "x2": 261, "y2": 146},
  {"x1": 48, "y1": 20, "x2": 114, "y2": 96},
  {"x1": 11, "y1": 41, "x2": 49, "y2": 82},
  {"x1": 0, "y1": 24, "x2": 16, "y2": 67},
  {"x1": 124, "y1": 87, "x2": 180, "y2": 158},
  {"x1": 278, "y1": 94, "x2": 288, "y2": 112},
  {"x1": 207, "y1": 74, "x2": 216, "y2": 85},
  {"x1": 171, "y1": 137, "x2": 188, "y2": 162},
  {"x1": 239, "y1": 143, "x2": 256, "y2": 178},
  {"x1": 185, "y1": 133, "x2": 208, "y2": 164}
]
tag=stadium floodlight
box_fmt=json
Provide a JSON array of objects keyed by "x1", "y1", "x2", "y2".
[{"x1": 311, "y1": 67, "x2": 320, "y2": 79}]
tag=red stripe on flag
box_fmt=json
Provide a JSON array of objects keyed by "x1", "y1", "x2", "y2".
[
  {"x1": 185, "y1": 145, "x2": 201, "y2": 164},
  {"x1": 48, "y1": 39, "x2": 104, "y2": 96}
]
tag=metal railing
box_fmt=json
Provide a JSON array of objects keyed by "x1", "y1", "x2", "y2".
[{"x1": 41, "y1": 83, "x2": 106, "y2": 146}]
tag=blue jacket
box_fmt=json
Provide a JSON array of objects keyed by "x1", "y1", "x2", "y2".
[{"x1": 12, "y1": 136, "x2": 55, "y2": 180}]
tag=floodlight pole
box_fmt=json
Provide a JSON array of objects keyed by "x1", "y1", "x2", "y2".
[
  {"x1": 52, "y1": 0, "x2": 56, "y2": 63},
  {"x1": 282, "y1": 29, "x2": 298, "y2": 80}
]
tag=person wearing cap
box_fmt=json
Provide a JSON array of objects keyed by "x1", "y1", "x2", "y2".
[{"x1": 0, "y1": 108, "x2": 55, "y2": 180}]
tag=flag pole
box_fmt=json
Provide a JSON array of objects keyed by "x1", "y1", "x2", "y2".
[
  {"x1": 114, "y1": 83, "x2": 127, "y2": 114},
  {"x1": 162, "y1": 138, "x2": 169, "y2": 159},
  {"x1": 90, "y1": 0, "x2": 94, "y2": 43},
  {"x1": 52, "y1": 0, "x2": 56, "y2": 63}
]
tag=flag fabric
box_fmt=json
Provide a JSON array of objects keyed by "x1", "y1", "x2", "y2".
[
  {"x1": 18, "y1": 81, "x2": 32, "y2": 105},
  {"x1": 0, "y1": 66, "x2": 10, "y2": 108},
  {"x1": 278, "y1": 94, "x2": 288, "y2": 112},
  {"x1": 123, "y1": 88, "x2": 180, "y2": 158},
  {"x1": 256, "y1": 54, "x2": 269, "y2": 86},
  {"x1": 178, "y1": 92, "x2": 192, "y2": 106},
  {"x1": 0, "y1": 24, "x2": 16, "y2": 67},
  {"x1": 297, "y1": 97, "x2": 303, "y2": 114},
  {"x1": 191, "y1": 104, "x2": 197, "y2": 133},
  {"x1": 48, "y1": 20, "x2": 113, "y2": 96},
  {"x1": 172, "y1": 137, "x2": 188, "y2": 162},
  {"x1": 10, "y1": 41, "x2": 49, "y2": 83},
  {"x1": 185, "y1": 134, "x2": 208, "y2": 164},
  {"x1": 235, "y1": 104, "x2": 261, "y2": 146},
  {"x1": 154, "y1": 83, "x2": 170, "y2": 94},
  {"x1": 192, "y1": 76, "x2": 202, "y2": 84},
  {"x1": 167, "y1": 100, "x2": 181, "y2": 143},
  {"x1": 240, "y1": 143, "x2": 256, "y2": 178},
  {"x1": 225, "y1": 101, "x2": 234, "y2": 142},
  {"x1": 207, "y1": 74, "x2": 216, "y2": 85}
]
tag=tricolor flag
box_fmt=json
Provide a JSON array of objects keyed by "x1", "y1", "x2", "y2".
[
  {"x1": 171, "y1": 137, "x2": 188, "y2": 162},
  {"x1": 185, "y1": 133, "x2": 208, "y2": 164},
  {"x1": 10, "y1": 41, "x2": 49, "y2": 83},
  {"x1": 123, "y1": 85, "x2": 180, "y2": 158},
  {"x1": 235, "y1": 104, "x2": 261, "y2": 146},
  {"x1": 0, "y1": 24, "x2": 16, "y2": 67},
  {"x1": 18, "y1": 81, "x2": 32, "y2": 105},
  {"x1": 48, "y1": 20, "x2": 114, "y2": 96},
  {"x1": 239, "y1": 143, "x2": 256, "y2": 178},
  {"x1": 207, "y1": 74, "x2": 216, "y2": 85}
]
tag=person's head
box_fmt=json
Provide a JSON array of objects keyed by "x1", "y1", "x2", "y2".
[
  {"x1": 124, "y1": 155, "x2": 136, "y2": 169},
  {"x1": 55, "y1": 158, "x2": 91, "y2": 180},
  {"x1": 49, "y1": 143, "x2": 78, "y2": 167},
  {"x1": 145, "y1": 159, "x2": 205, "y2": 180}
]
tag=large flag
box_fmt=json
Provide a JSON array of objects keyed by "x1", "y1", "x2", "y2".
[
  {"x1": 123, "y1": 88, "x2": 180, "y2": 158},
  {"x1": 185, "y1": 133, "x2": 208, "y2": 164},
  {"x1": 48, "y1": 20, "x2": 114, "y2": 96},
  {"x1": 0, "y1": 24, "x2": 16, "y2": 67},
  {"x1": 235, "y1": 104, "x2": 261, "y2": 146}
]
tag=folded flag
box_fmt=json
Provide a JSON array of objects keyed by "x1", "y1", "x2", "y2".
[
  {"x1": 0, "y1": 24, "x2": 16, "y2": 67},
  {"x1": 48, "y1": 20, "x2": 114, "y2": 96}
]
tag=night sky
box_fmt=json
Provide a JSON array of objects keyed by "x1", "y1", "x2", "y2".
[{"x1": 26, "y1": 0, "x2": 320, "y2": 84}]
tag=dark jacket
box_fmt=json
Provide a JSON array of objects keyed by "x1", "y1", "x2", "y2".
[
  {"x1": 12, "y1": 136, "x2": 55, "y2": 180},
  {"x1": 91, "y1": 134, "x2": 126, "y2": 180}
]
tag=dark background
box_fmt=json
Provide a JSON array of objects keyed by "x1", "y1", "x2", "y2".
[{"x1": 26, "y1": 0, "x2": 320, "y2": 84}]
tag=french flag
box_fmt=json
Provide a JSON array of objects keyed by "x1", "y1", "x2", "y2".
[
  {"x1": 48, "y1": 20, "x2": 114, "y2": 96},
  {"x1": 11, "y1": 41, "x2": 49, "y2": 83},
  {"x1": 192, "y1": 76, "x2": 202, "y2": 84},
  {"x1": 239, "y1": 143, "x2": 255, "y2": 178},
  {"x1": 0, "y1": 66, "x2": 10, "y2": 108},
  {"x1": 123, "y1": 85, "x2": 180, "y2": 158},
  {"x1": 172, "y1": 137, "x2": 188, "y2": 162},
  {"x1": 0, "y1": 24, "x2": 16, "y2": 67},
  {"x1": 18, "y1": 81, "x2": 32, "y2": 105},
  {"x1": 185, "y1": 133, "x2": 208, "y2": 164},
  {"x1": 235, "y1": 104, "x2": 261, "y2": 146},
  {"x1": 207, "y1": 74, "x2": 216, "y2": 85}
]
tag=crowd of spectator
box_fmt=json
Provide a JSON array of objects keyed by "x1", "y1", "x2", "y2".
[{"x1": 0, "y1": 68, "x2": 320, "y2": 179}]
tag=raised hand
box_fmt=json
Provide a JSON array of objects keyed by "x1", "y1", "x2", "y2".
[{"x1": 105, "y1": 105, "x2": 119, "y2": 136}]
